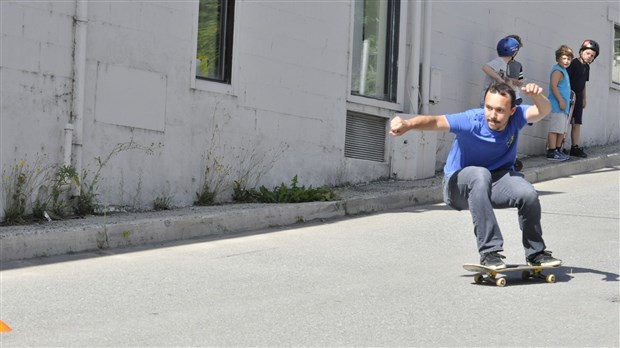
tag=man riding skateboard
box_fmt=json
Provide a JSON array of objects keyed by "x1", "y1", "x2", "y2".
[{"x1": 390, "y1": 82, "x2": 562, "y2": 270}]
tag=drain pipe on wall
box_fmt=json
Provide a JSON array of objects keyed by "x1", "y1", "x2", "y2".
[
  {"x1": 67, "y1": 0, "x2": 88, "y2": 195},
  {"x1": 389, "y1": 0, "x2": 424, "y2": 180},
  {"x1": 416, "y1": 0, "x2": 437, "y2": 179},
  {"x1": 420, "y1": 0, "x2": 432, "y2": 115},
  {"x1": 408, "y1": 0, "x2": 423, "y2": 114}
]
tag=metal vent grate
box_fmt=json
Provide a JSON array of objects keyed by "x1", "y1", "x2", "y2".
[{"x1": 344, "y1": 111, "x2": 387, "y2": 162}]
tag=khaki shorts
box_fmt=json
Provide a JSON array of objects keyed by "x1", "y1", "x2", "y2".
[{"x1": 546, "y1": 112, "x2": 568, "y2": 134}]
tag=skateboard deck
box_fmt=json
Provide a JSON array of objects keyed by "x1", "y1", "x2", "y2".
[
  {"x1": 567, "y1": 90, "x2": 577, "y2": 118},
  {"x1": 463, "y1": 263, "x2": 560, "y2": 287},
  {"x1": 506, "y1": 59, "x2": 523, "y2": 80},
  {"x1": 561, "y1": 90, "x2": 577, "y2": 150}
]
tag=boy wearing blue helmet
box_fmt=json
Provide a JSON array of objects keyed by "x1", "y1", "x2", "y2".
[
  {"x1": 481, "y1": 37, "x2": 522, "y2": 107},
  {"x1": 482, "y1": 36, "x2": 525, "y2": 170},
  {"x1": 505, "y1": 34, "x2": 525, "y2": 103}
]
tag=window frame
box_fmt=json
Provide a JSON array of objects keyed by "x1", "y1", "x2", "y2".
[
  {"x1": 612, "y1": 23, "x2": 620, "y2": 89},
  {"x1": 190, "y1": 0, "x2": 237, "y2": 95},
  {"x1": 347, "y1": 0, "x2": 407, "y2": 112}
]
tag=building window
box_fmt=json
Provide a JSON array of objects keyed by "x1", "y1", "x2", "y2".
[
  {"x1": 613, "y1": 25, "x2": 620, "y2": 85},
  {"x1": 350, "y1": 0, "x2": 400, "y2": 102},
  {"x1": 196, "y1": 0, "x2": 235, "y2": 83}
]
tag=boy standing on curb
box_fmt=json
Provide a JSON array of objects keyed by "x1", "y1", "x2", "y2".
[
  {"x1": 546, "y1": 45, "x2": 574, "y2": 161},
  {"x1": 566, "y1": 40, "x2": 599, "y2": 157}
]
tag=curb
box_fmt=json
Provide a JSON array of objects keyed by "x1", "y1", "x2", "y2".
[{"x1": 1, "y1": 151, "x2": 619, "y2": 263}]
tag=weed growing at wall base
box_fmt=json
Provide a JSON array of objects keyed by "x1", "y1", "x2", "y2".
[
  {"x1": 48, "y1": 166, "x2": 80, "y2": 218},
  {"x1": 233, "y1": 175, "x2": 338, "y2": 203},
  {"x1": 76, "y1": 138, "x2": 161, "y2": 216},
  {"x1": 1, "y1": 157, "x2": 51, "y2": 225},
  {"x1": 2, "y1": 161, "x2": 29, "y2": 224},
  {"x1": 153, "y1": 196, "x2": 171, "y2": 211},
  {"x1": 1, "y1": 138, "x2": 161, "y2": 224}
]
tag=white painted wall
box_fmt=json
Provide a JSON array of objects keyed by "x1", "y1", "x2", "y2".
[{"x1": 1, "y1": 1, "x2": 618, "y2": 218}]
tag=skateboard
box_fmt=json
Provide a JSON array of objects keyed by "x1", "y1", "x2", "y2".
[
  {"x1": 462, "y1": 263, "x2": 560, "y2": 287},
  {"x1": 506, "y1": 59, "x2": 523, "y2": 81},
  {"x1": 560, "y1": 90, "x2": 577, "y2": 150}
]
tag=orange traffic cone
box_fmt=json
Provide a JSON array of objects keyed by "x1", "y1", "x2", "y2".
[{"x1": 0, "y1": 320, "x2": 12, "y2": 333}]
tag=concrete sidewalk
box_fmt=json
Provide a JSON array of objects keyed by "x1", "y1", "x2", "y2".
[{"x1": 1, "y1": 144, "x2": 619, "y2": 263}]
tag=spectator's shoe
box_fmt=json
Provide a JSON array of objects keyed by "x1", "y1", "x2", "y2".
[
  {"x1": 481, "y1": 252, "x2": 507, "y2": 270},
  {"x1": 570, "y1": 145, "x2": 588, "y2": 158},
  {"x1": 527, "y1": 251, "x2": 562, "y2": 267},
  {"x1": 557, "y1": 149, "x2": 570, "y2": 161},
  {"x1": 514, "y1": 158, "x2": 523, "y2": 171},
  {"x1": 546, "y1": 149, "x2": 567, "y2": 161}
]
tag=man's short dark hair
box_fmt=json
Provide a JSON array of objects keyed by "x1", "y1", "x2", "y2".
[{"x1": 485, "y1": 82, "x2": 516, "y2": 108}]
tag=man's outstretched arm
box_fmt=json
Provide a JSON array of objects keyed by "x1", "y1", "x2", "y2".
[
  {"x1": 389, "y1": 114, "x2": 450, "y2": 136},
  {"x1": 523, "y1": 83, "x2": 552, "y2": 123}
]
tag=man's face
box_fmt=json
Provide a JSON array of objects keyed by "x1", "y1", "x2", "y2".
[{"x1": 484, "y1": 92, "x2": 516, "y2": 131}]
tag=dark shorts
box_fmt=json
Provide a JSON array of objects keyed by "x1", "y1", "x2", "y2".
[{"x1": 572, "y1": 93, "x2": 585, "y2": 125}]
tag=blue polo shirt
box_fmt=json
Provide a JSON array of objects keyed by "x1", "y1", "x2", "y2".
[{"x1": 443, "y1": 105, "x2": 529, "y2": 177}]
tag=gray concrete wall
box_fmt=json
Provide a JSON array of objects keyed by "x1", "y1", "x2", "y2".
[{"x1": 1, "y1": 1, "x2": 619, "y2": 217}]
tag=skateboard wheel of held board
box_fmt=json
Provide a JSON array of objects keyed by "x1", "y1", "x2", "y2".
[
  {"x1": 473, "y1": 274, "x2": 484, "y2": 284},
  {"x1": 546, "y1": 274, "x2": 556, "y2": 283},
  {"x1": 521, "y1": 271, "x2": 531, "y2": 280},
  {"x1": 496, "y1": 278, "x2": 506, "y2": 287}
]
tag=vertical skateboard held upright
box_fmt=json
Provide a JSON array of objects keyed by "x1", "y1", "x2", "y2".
[{"x1": 561, "y1": 90, "x2": 577, "y2": 151}]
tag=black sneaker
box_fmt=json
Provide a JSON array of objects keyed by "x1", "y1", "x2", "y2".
[
  {"x1": 570, "y1": 145, "x2": 588, "y2": 158},
  {"x1": 514, "y1": 158, "x2": 523, "y2": 171},
  {"x1": 527, "y1": 251, "x2": 562, "y2": 267},
  {"x1": 481, "y1": 252, "x2": 507, "y2": 270}
]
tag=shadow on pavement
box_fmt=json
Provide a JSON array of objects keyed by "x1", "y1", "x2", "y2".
[{"x1": 560, "y1": 265, "x2": 619, "y2": 282}]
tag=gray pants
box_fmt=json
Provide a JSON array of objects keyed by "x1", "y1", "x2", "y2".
[{"x1": 442, "y1": 166, "x2": 546, "y2": 258}]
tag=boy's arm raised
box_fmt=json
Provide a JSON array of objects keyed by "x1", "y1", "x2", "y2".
[{"x1": 482, "y1": 64, "x2": 507, "y2": 84}]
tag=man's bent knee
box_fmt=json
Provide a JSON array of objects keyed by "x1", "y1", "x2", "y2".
[{"x1": 461, "y1": 166, "x2": 492, "y2": 185}]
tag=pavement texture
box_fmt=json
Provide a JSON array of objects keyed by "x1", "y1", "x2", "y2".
[{"x1": 1, "y1": 143, "x2": 619, "y2": 263}]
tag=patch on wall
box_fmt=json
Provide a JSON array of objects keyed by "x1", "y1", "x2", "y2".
[
  {"x1": 95, "y1": 63, "x2": 166, "y2": 132},
  {"x1": 344, "y1": 111, "x2": 387, "y2": 162}
]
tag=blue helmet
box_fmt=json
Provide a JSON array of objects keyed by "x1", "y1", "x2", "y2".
[{"x1": 496, "y1": 37, "x2": 520, "y2": 57}]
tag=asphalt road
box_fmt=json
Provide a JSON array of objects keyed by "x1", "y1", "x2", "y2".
[{"x1": 1, "y1": 167, "x2": 618, "y2": 347}]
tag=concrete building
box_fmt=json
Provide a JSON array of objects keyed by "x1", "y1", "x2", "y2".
[{"x1": 1, "y1": 1, "x2": 619, "y2": 217}]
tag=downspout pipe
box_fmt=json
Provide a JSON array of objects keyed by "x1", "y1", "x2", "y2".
[
  {"x1": 421, "y1": 0, "x2": 432, "y2": 114},
  {"x1": 407, "y1": 0, "x2": 422, "y2": 114},
  {"x1": 389, "y1": 0, "x2": 424, "y2": 180},
  {"x1": 63, "y1": 124, "x2": 74, "y2": 166},
  {"x1": 69, "y1": 0, "x2": 88, "y2": 195}
]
